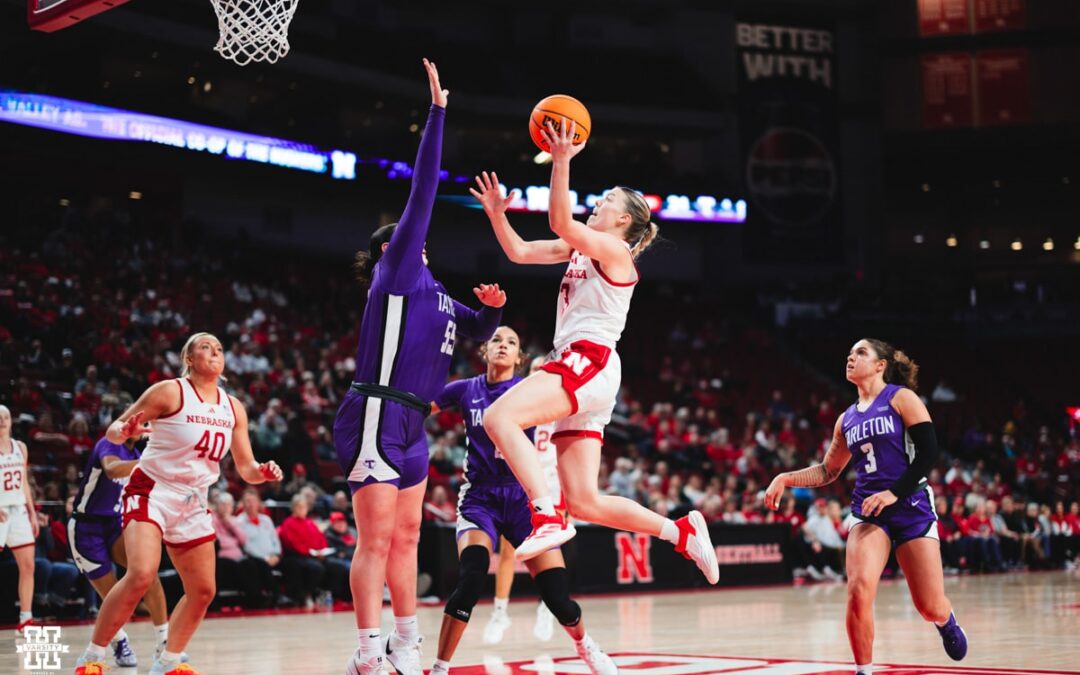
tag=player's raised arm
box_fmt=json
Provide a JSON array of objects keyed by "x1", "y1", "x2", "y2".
[
  {"x1": 471, "y1": 170, "x2": 572, "y2": 265},
  {"x1": 543, "y1": 121, "x2": 635, "y2": 276},
  {"x1": 381, "y1": 58, "x2": 449, "y2": 290}
]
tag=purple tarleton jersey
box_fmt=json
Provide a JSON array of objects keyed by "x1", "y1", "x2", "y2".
[
  {"x1": 335, "y1": 105, "x2": 500, "y2": 491},
  {"x1": 348, "y1": 105, "x2": 501, "y2": 403},
  {"x1": 73, "y1": 437, "x2": 139, "y2": 518},
  {"x1": 842, "y1": 383, "x2": 918, "y2": 516},
  {"x1": 434, "y1": 375, "x2": 533, "y2": 484}
]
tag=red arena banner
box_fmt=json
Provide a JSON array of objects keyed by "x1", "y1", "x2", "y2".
[
  {"x1": 918, "y1": 0, "x2": 971, "y2": 36},
  {"x1": 976, "y1": 49, "x2": 1030, "y2": 126},
  {"x1": 974, "y1": 0, "x2": 1026, "y2": 33},
  {"x1": 921, "y1": 53, "x2": 975, "y2": 128}
]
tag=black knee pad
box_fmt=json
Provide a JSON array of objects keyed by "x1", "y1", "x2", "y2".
[
  {"x1": 444, "y1": 545, "x2": 489, "y2": 622},
  {"x1": 534, "y1": 567, "x2": 581, "y2": 627}
]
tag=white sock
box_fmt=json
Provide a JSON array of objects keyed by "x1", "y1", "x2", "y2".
[
  {"x1": 659, "y1": 519, "x2": 679, "y2": 544},
  {"x1": 394, "y1": 615, "x2": 419, "y2": 642},
  {"x1": 155, "y1": 623, "x2": 169, "y2": 646},
  {"x1": 432, "y1": 658, "x2": 451, "y2": 673},
  {"x1": 86, "y1": 642, "x2": 110, "y2": 659},
  {"x1": 493, "y1": 597, "x2": 509, "y2": 613},
  {"x1": 19, "y1": 611, "x2": 32, "y2": 622},
  {"x1": 111, "y1": 628, "x2": 128, "y2": 644},
  {"x1": 531, "y1": 496, "x2": 556, "y2": 517},
  {"x1": 856, "y1": 663, "x2": 873, "y2": 675},
  {"x1": 358, "y1": 627, "x2": 382, "y2": 657},
  {"x1": 159, "y1": 650, "x2": 182, "y2": 664}
]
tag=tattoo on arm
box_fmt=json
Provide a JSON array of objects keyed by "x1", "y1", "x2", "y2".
[{"x1": 783, "y1": 439, "x2": 843, "y2": 488}]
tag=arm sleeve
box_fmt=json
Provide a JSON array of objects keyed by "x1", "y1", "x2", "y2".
[
  {"x1": 889, "y1": 421, "x2": 939, "y2": 497},
  {"x1": 452, "y1": 299, "x2": 502, "y2": 341},
  {"x1": 433, "y1": 379, "x2": 468, "y2": 411},
  {"x1": 380, "y1": 105, "x2": 446, "y2": 292}
]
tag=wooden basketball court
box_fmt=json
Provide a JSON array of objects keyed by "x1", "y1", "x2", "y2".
[{"x1": 7, "y1": 570, "x2": 1078, "y2": 674}]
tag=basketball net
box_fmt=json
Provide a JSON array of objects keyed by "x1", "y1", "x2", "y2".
[{"x1": 208, "y1": 0, "x2": 299, "y2": 66}]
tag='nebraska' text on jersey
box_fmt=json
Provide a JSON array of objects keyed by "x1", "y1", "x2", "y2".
[
  {"x1": 552, "y1": 244, "x2": 637, "y2": 351},
  {"x1": 139, "y1": 378, "x2": 235, "y2": 490}
]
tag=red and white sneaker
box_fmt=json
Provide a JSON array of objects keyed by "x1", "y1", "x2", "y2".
[
  {"x1": 674, "y1": 511, "x2": 719, "y2": 584},
  {"x1": 15, "y1": 617, "x2": 35, "y2": 637},
  {"x1": 515, "y1": 512, "x2": 576, "y2": 561}
]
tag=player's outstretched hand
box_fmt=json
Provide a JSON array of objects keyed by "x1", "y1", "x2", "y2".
[
  {"x1": 542, "y1": 118, "x2": 586, "y2": 163},
  {"x1": 258, "y1": 461, "x2": 283, "y2": 482},
  {"x1": 764, "y1": 475, "x2": 787, "y2": 511},
  {"x1": 474, "y1": 283, "x2": 507, "y2": 308},
  {"x1": 469, "y1": 171, "x2": 517, "y2": 216},
  {"x1": 423, "y1": 58, "x2": 448, "y2": 108}
]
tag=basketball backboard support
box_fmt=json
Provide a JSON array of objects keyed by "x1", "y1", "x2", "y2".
[{"x1": 27, "y1": 0, "x2": 133, "y2": 32}]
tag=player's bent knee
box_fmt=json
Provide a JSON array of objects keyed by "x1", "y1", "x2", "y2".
[
  {"x1": 534, "y1": 567, "x2": 581, "y2": 627},
  {"x1": 127, "y1": 567, "x2": 159, "y2": 592},
  {"x1": 444, "y1": 545, "x2": 489, "y2": 623},
  {"x1": 187, "y1": 583, "x2": 216, "y2": 607}
]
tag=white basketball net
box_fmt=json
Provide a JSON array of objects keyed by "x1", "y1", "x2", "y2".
[{"x1": 209, "y1": 0, "x2": 299, "y2": 66}]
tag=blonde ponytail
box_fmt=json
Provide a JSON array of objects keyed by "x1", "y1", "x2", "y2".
[{"x1": 631, "y1": 222, "x2": 659, "y2": 258}]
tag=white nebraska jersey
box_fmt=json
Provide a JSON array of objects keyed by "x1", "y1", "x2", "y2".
[
  {"x1": 552, "y1": 244, "x2": 637, "y2": 351},
  {"x1": 140, "y1": 378, "x2": 235, "y2": 490},
  {"x1": 0, "y1": 440, "x2": 26, "y2": 507}
]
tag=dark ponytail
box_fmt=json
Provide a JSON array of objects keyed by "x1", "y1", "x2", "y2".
[
  {"x1": 864, "y1": 338, "x2": 920, "y2": 391},
  {"x1": 353, "y1": 223, "x2": 398, "y2": 287}
]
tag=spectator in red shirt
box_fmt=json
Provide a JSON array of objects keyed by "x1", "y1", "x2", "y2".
[
  {"x1": 72, "y1": 383, "x2": 102, "y2": 420},
  {"x1": 1067, "y1": 502, "x2": 1080, "y2": 534},
  {"x1": 1015, "y1": 453, "x2": 1041, "y2": 491},
  {"x1": 705, "y1": 428, "x2": 738, "y2": 469},
  {"x1": 423, "y1": 485, "x2": 456, "y2": 523},
  {"x1": 965, "y1": 502, "x2": 1003, "y2": 571},
  {"x1": 934, "y1": 496, "x2": 962, "y2": 572},
  {"x1": 1050, "y1": 501, "x2": 1073, "y2": 535},
  {"x1": 66, "y1": 417, "x2": 94, "y2": 458},
  {"x1": 276, "y1": 494, "x2": 328, "y2": 608},
  {"x1": 12, "y1": 377, "x2": 45, "y2": 413}
]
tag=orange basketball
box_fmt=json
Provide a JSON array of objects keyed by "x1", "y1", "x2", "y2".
[{"x1": 530, "y1": 95, "x2": 591, "y2": 153}]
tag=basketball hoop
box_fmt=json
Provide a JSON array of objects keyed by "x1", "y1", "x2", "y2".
[{"x1": 208, "y1": 0, "x2": 299, "y2": 66}]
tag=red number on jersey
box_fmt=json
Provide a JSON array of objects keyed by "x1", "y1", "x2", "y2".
[
  {"x1": 2, "y1": 470, "x2": 22, "y2": 491},
  {"x1": 535, "y1": 429, "x2": 551, "y2": 453},
  {"x1": 194, "y1": 431, "x2": 228, "y2": 462},
  {"x1": 560, "y1": 282, "x2": 571, "y2": 308}
]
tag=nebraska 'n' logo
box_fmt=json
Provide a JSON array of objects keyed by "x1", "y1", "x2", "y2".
[
  {"x1": 562, "y1": 352, "x2": 592, "y2": 376},
  {"x1": 124, "y1": 495, "x2": 140, "y2": 512},
  {"x1": 615, "y1": 532, "x2": 653, "y2": 584}
]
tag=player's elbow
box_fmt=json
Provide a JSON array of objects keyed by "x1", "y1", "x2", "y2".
[{"x1": 506, "y1": 247, "x2": 528, "y2": 264}]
